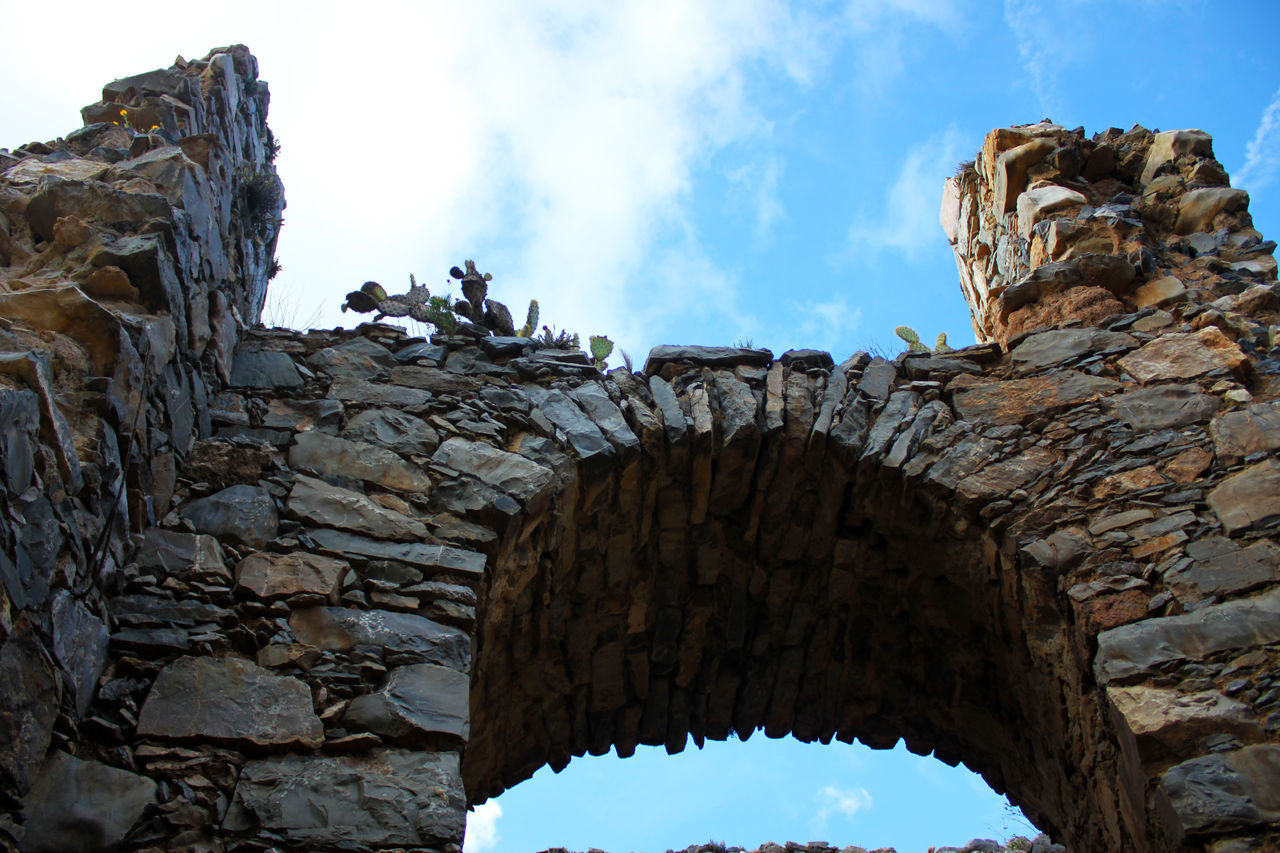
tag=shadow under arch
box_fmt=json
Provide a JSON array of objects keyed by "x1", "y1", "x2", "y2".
[{"x1": 466, "y1": 351, "x2": 1125, "y2": 851}]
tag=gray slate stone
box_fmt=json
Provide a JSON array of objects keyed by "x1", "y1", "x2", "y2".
[
  {"x1": 262, "y1": 398, "x2": 345, "y2": 431},
  {"x1": 1158, "y1": 746, "x2": 1280, "y2": 839},
  {"x1": 395, "y1": 341, "x2": 447, "y2": 365},
  {"x1": 51, "y1": 591, "x2": 108, "y2": 717},
  {"x1": 1095, "y1": 588, "x2": 1280, "y2": 683},
  {"x1": 225, "y1": 749, "x2": 464, "y2": 847},
  {"x1": 344, "y1": 662, "x2": 469, "y2": 741},
  {"x1": 288, "y1": 475, "x2": 428, "y2": 541},
  {"x1": 179, "y1": 483, "x2": 278, "y2": 547},
  {"x1": 1104, "y1": 384, "x2": 1219, "y2": 431},
  {"x1": 524, "y1": 386, "x2": 614, "y2": 465},
  {"x1": 1010, "y1": 327, "x2": 1137, "y2": 373},
  {"x1": 326, "y1": 376, "x2": 433, "y2": 408},
  {"x1": 307, "y1": 337, "x2": 395, "y2": 380},
  {"x1": 1208, "y1": 460, "x2": 1280, "y2": 535},
  {"x1": 431, "y1": 437, "x2": 556, "y2": 506},
  {"x1": 1210, "y1": 400, "x2": 1280, "y2": 465},
  {"x1": 229, "y1": 349, "x2": 303, "y2": 389},
  {"x1": 19, "y1": 751, "x2": 156, "y2": 853},
  {"x1": 643, "y1": 345, "x2": 772, "y2": 374},
  {"x1": 648, "y1": 376, "x2": 688, "y2": 444},
  {"x1": 306, "y1": 527, "x2": 485, "y2": 576},
  {"x1": 0, "y1": 621, "x2": 60, "y2": 793},
  {"x1": 569, "y1": 383, "x2": 641, "y2": 455},
  {"x1": 134, "y1": 527, "x2": 229, "y2": 581},
  {"x1": 341, "y1": 408, "x2": 440, "y2": 456},
  {"x1": 858, "y1": 358, "x2": 897, "y2": 401},
  {"x1": 288, "y1": 607, "x2": 470, "y2": 670},
  {"x1": 1167, "y1": 537, "x2": 1280, "y2": 598},
  {"x1": 780, "y1": 349, "x2": 834, "y2": 369},
  {"x1": 137, "y1": 655, "x2": 323, "y2": 749},
  {"x1": 290, "y1": 430, "x2": 434, "y2": 494}
]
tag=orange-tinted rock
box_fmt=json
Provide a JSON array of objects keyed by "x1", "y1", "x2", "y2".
[{"x1": 1118, "y1": 327, "x2": 1246, "y2": 384}]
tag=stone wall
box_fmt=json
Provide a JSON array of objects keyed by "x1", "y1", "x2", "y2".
[{"x1": 2, "y1": 51, "x2": 1280, "y2": 853}]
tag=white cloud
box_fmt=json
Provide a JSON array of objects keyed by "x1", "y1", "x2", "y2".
[
  {"x1": 789, "y1": 297, "x2": 862, "y2": 357},
  {"x1": 840, "y1": 126, "x2": 966, "y2": 261},
  {"x1": 726, "y1": 156, "x2": 784, "y2": 238},
  {"x1": 1234, "y1": 86, "x2": 1280, "y2": 193},
  {"x1": 816, "y1": 785, "x2": 873, "y2": 821},
  {"x1": 465, "y1": 801, "x2": 503, "y2": 853},
  {"x1": 1003, "y1": 0, "x2": 1059, "y2": 117},
  {"x1": 841, "y1": 0, "x2": 965, "y2": 97}
]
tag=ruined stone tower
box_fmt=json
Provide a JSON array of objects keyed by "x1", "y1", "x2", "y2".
[{"x1": 1, "y1": 48, "x2": 1278, "y2": 853}]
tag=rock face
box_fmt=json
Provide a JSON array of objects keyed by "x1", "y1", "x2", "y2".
[{"x1": 2, "y1": 50, "x2": 1280, "y2": 853}]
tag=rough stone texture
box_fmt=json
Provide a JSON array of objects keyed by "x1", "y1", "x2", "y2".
[
  {"x1": 19, "y1": 751, "x2": 156, "y2": 853},
  {"x1": 137, "y1": 655, "x2": 323, "y2": 749},
  {"x1": 5, "y1": 58, "x2": 1280, "y2": 853},
  {"x1": 225, "y1": 749, "x2": 465, "y2": 847}
]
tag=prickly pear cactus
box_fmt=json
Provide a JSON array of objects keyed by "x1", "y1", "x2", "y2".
[
  {"x1": 934, "y1": 332, "x2": 954, "y2": 354},
  {"x1": 894, "y1": 325, "x2": 929, "y2": 353},
  {"x1": 589, "y1": 335, "x2": 614, "y2": 369}
]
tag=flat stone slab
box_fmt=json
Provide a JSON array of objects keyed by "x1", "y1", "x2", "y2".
[
  {"x1": 225, "y1": 749, "x2": 464, "y2": 847},
  {"x1": 306, "y1": 527, "x2": 485, "y2": 575},
  {"x1": 178, "y1": 484, "x2": 278, "y2": 548},
  {"x1": 19, "y1": 750, "x2": 156, "y2": 853},
  {"x1": 341, "y1": 408, "x2": 440, "y2": 456},
  {"x1": 1104, "y1": 384, "x2": 1219, "y2": 431},
  {"x1": 289, "y1": 430, "x2": 434, "y2": 494},
  {"x1": 1095, "y1": 588, "x2": 1280, "y2": 683},
  {"x1": 229, "y1": 349, "x2": 303, "y2": 389},
  {"x1": 643, "y1": 345, "x2": 773, "y2": 375},
  {"x1": 1208, "y1": 459, "x2": 1280, "y2": 535},
  {"x1": 1108, "y1": 685, "x2": 1261, "y2": 763},
  {"x1": 288, "y1": 474, "x2": 428, "y2": 541},
  {"x1": 288, "y1": 607, "x2": 470, "y2": 670},
  {"x1": 134, "y1": 527, "x2": 229, "y2": 581},
  {"x1": 952, "y1": 371, "x2": 1120, "y2": 424},
  {"x1": 1210, "y1": 400, "x2": 1280, "y2": 465},
  {"x1": 344, "y1": 662, "x2": 469, "y2": 741},
  {"x1": 1158, "y1": 745, "x2": 1280, "y2": 840},
  {"x1": 235, "y1": 550, "x2": 348, "y2": 602},
  {"x1": 137, "y1": 655, "x2": 323, "y2": 749},
  {"x1": 1010, "y1": 327, "x2": 1137, "y2": 373},
  {"x1": 1118, "y1": 327, "x2": 1246, "y2": 384},
  {"x1": 431, "y1": 437, "x2": 556, "y2": 505}
]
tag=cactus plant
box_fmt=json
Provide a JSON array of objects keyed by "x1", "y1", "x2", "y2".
[
  {"x1": 894, "y1": 325, "x2": 929, "y2": 353},
  {"x1": 589, "y1": 335, "x2": 614, "y2": 369},
  {"x1": 518, "y1": 300, "x2": 540, "y2": 337},
  {"x1": 934, "y1": 332, "x2": 954, "y2": 354}
]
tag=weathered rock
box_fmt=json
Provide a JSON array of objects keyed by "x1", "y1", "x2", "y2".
[
  {"x1": 570, "y1": 382, "x2": 642, "y2": 456},
  {"x1": 137, "y1": 655, "x2": 323, "y2": 749},
  {"x1": 288, "y1": 607, "x2": 470, "y2": 670},
  {"x1": 19, "y1": 750, "x2": 156, "y2": 853},
  {"x1": 179, "y1": 483, "x2": 278, "y2": 547},
  {"x1": 1174, "y1": 187, "x2": 1249, "y2": 235},
  {"x1": 957, "y1": 446, "x2": 1057, "y2": 501},
  {"x1": 1104, "y1": 384, "x2": 1219, "y2": 431},
  {"x1": 1157, "y1": 746, "x2": 1280, "y2": 840},
  {"x1": 1207, "y1": 460, "x2": 1280, "y2": 535},
  {"x1": 1108, "y1": 685, "x2": 1261, "y2": 763},
  {"x1": 0, "y1": 621, "x2": 60, "y2": 794},
  {"x1": 229, "y1": 348, "x2": 303, "y2": 389},
  {"x1": 288, "y1": 474, "x2": 428, "y2": 540},
  {"x1": 1140, "y1": 129, "x2": 1213, "y2": 186},
  {"x1": 1009, "y1": 327, "x2": 1136, "y2": 372},
  {"x1": 327, "y1": 376, "x2": 433, "y2": 408},
  {"x1": 344, "y1": 662, "x2": 469, "y2": 741},
  {"x1": 952, "y1": 372, "x2": 1120, "y2": 424},
  {"x1": 50, "y1": 591, "x2": 109, "y2": 717},
  {"x1": 431, "y1": 437, "x2": 556, "y2": 506},
  {"x1": 1118, "y1": 327, "x2": 1246, "y2": 384},
  {"x1": 307, "y1": 336, "x2": 395, "y2": 379},
  {"x1": 134, "y1": 527, "x2": 229, "y2": 581},
  {"x1": 1210, "y1": 401, "x2": 1280, "y2": 465},
  {"x1": 1095, "y1": 588, "x2": 1280, "y2": 683},
  {"x1": 235, "y1": 550, "x2": 348, "y2": 601},
  {"x1": 523, "y1": 386, "x2": 614, "y2": 465},
  {"x1": 225, "y1": 749, "x2": 464, "y2": 847},
  {"x1": 1168, "y1": 536, "x2": 1279, "y2": 598},
  {"x1": 306, "y1": 528, "x2": 484, "y2": 576},
  {"x1": 1017, "y1": 185, "x2": 1087, "y2": 239},
  {"x1": 289, "y1": 430, "x2": 434, "y2": 493},
  {"x1": 644, "y1": 345, "x2": 772, "y2": 374},
  {"x1": 341, "y1": 408, "x2": 440, "y2": 456},
  {"x1": 1133, "y1": 275, "x2": 1187, "y2": 309}
]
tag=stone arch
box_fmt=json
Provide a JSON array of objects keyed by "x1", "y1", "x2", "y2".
[
  {"x1": 2, "y1": 51, "x2": 1279, "y2": 853},
  {"x1": 465, "y1": 347, "x2": 1123, "y2": 850}
]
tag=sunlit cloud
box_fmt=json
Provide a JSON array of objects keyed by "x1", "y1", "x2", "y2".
[
  {"x1": 727, "y1": 156, "x2": 784, "y2": 239},
  {"x1": 839, "y1": 125, "x2": 966, "y2": 261},
  {"x1": 817, "y1": 784, "x2": 874, "y2": 822},
  {"x1": 464, "y1": 801, "x2": 503, "y2": 853},
  {"x1": 842, "y1": 0, "x2": 966, "y2": 98},
  {"x1": 1235, "y1": 86, "x2": 1280, "y2": 194}
]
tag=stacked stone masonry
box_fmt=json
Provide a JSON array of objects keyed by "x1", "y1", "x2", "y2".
[{"x1": 1, "y1": 50, "x2": 1279, "y2": 853}]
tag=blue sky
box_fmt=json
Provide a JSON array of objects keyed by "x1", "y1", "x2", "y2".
[{"x1": 3, "y1": 1, "x2": 1280, "y2": 850}]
